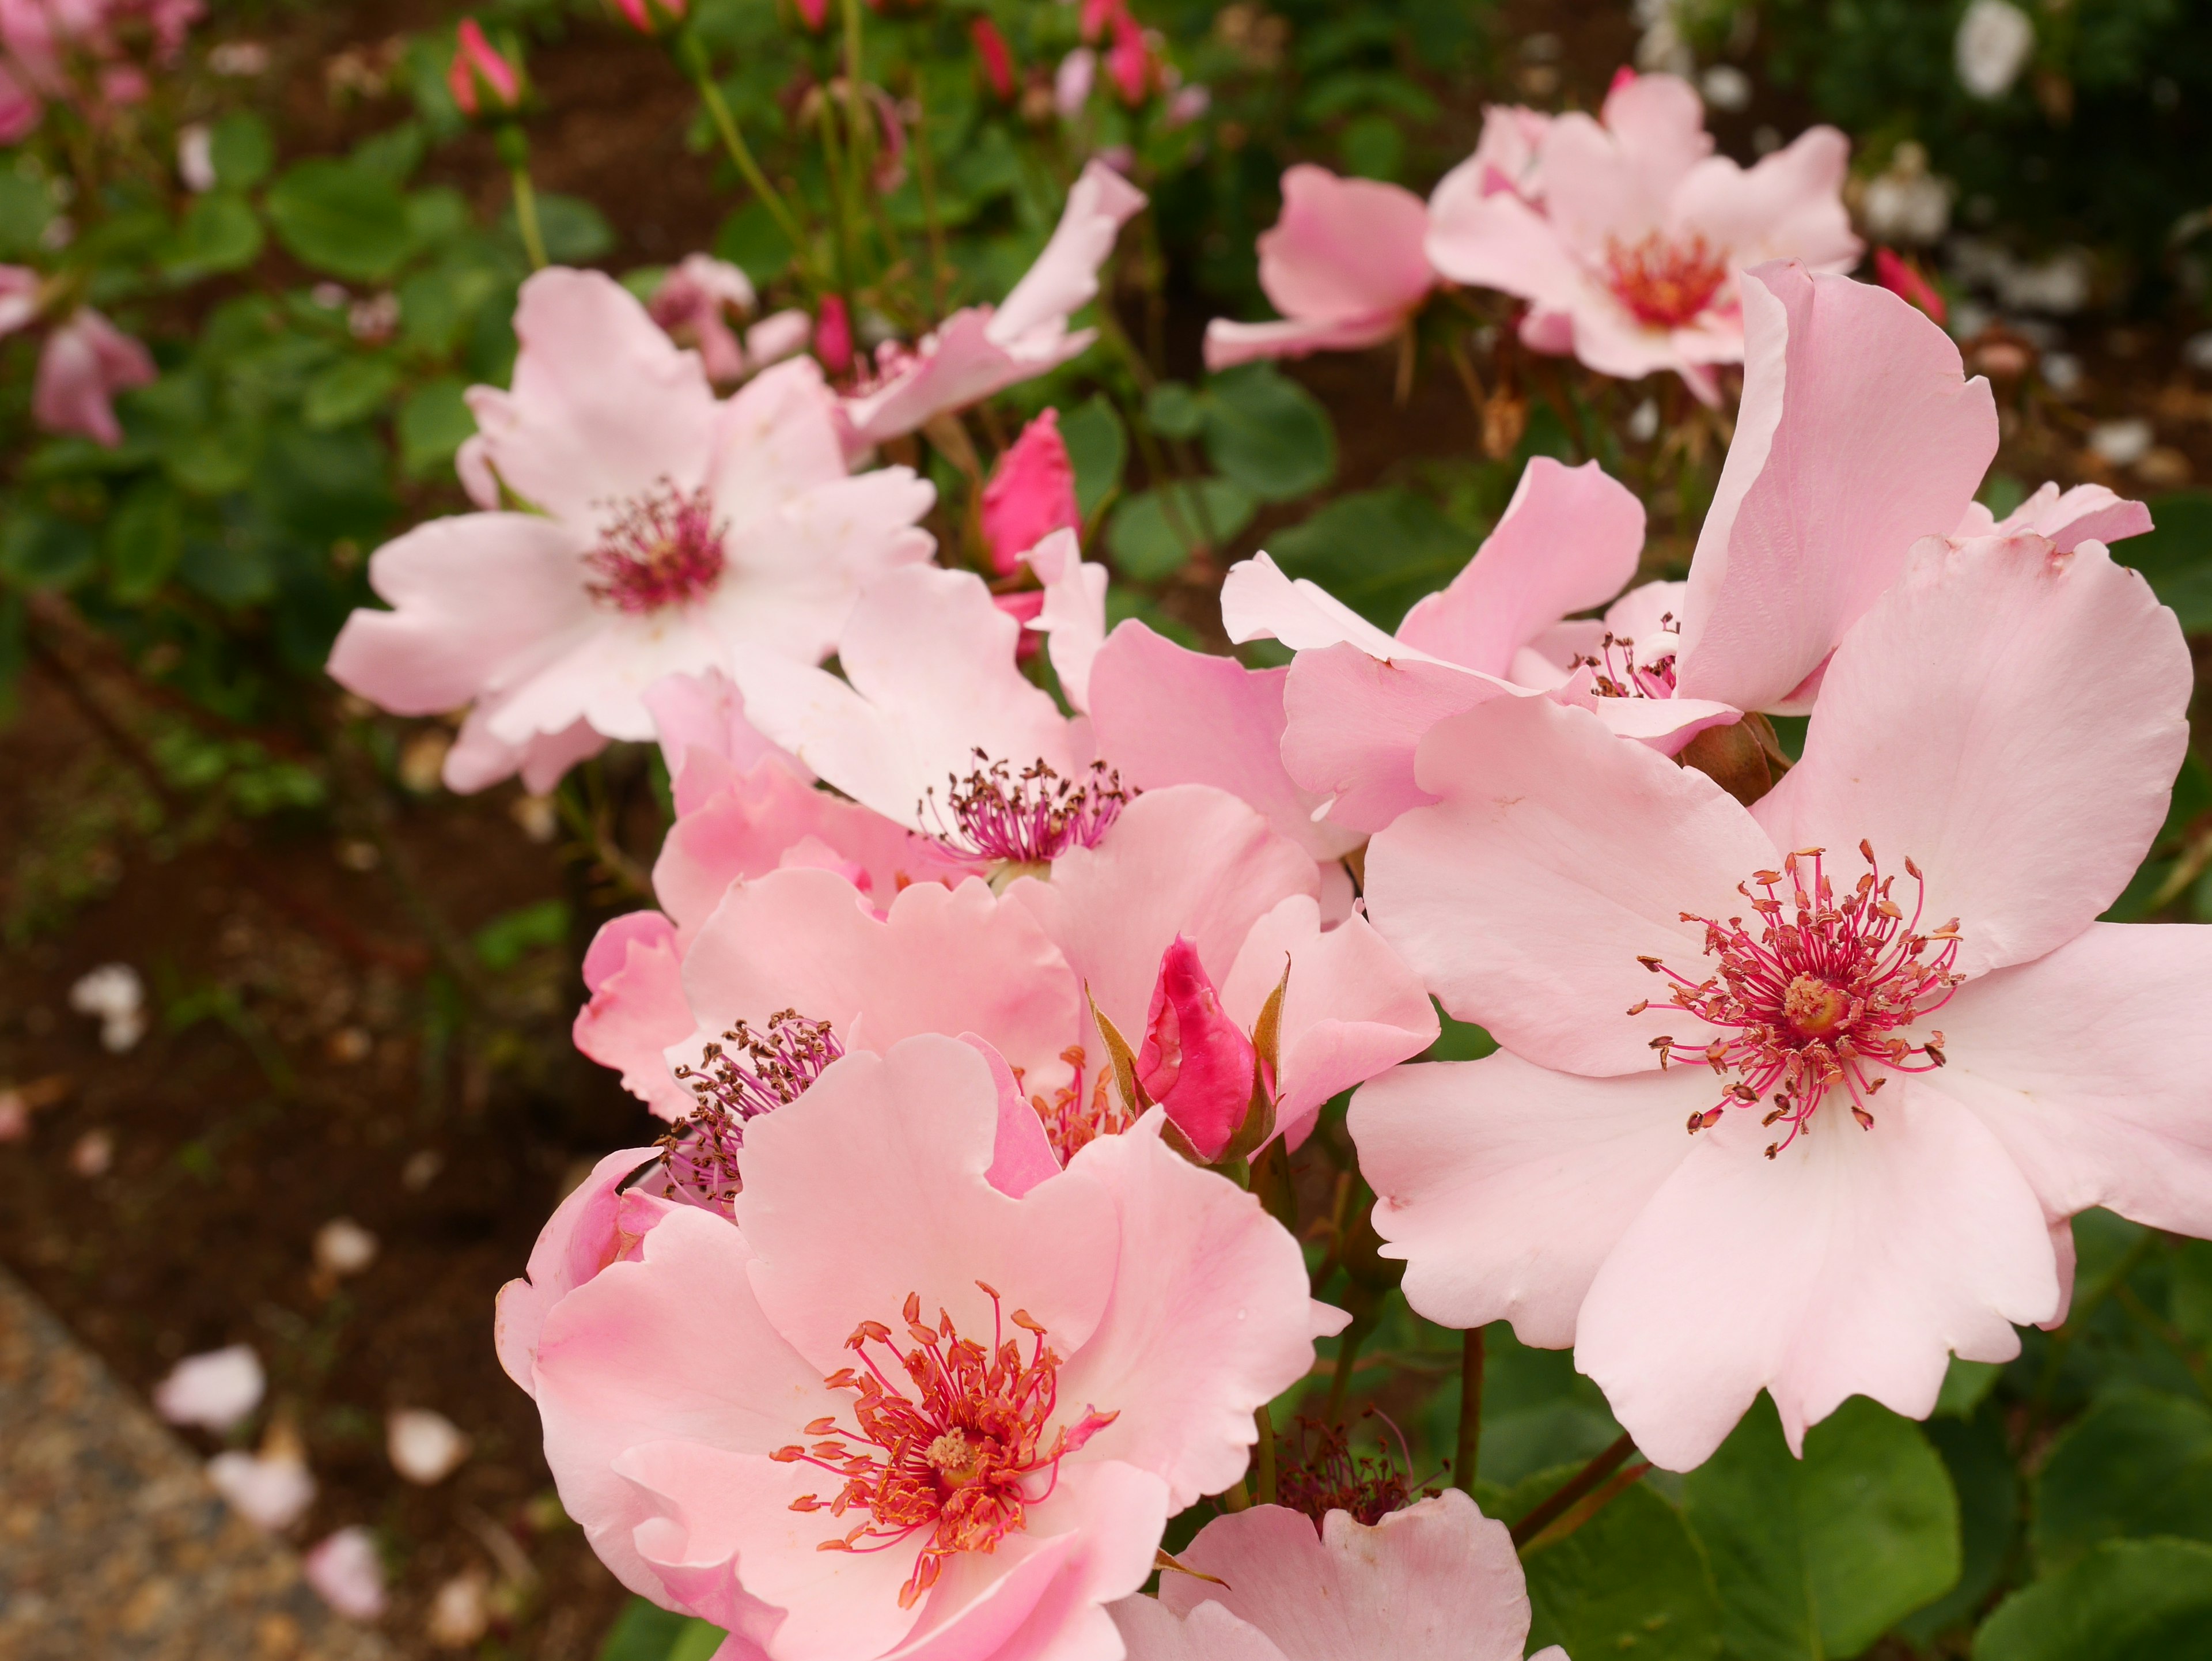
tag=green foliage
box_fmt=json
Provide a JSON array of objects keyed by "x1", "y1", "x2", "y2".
[
  {"x1": 1106, "y1": 479, "x2": 1256, "y2": 579},
  {"x1": 1060, "y1": 395, "x2": 1128, "y2": 521},
  {"x1": 1974, "y1": 1538, "x2": 2212, "y2": 1661},
  {"x1": 266, "y1": 159, "x2": 416, "y2": 282},
  {"x1": 1498, "y1": 1466, "x2": 1723, "y2": 1659},
  {"x1": 1266, "y1": 488, "x2": 1479, "y2": 631},
  {"x1": 2118, "y1": 491, "x2": 2212, "y2": 633},
  {"x1": 597, "y1": 1596, "x2": 726, "y2": 1661},
  {"x1": 1201, "y1": 364, "x2": 1336, "y2": 502},
  {"x1": 473, "y1": 899, "x2": 573, "y2": 971},
  {"x1": 2031, "y1": 1389, "x2": 2212, "y2": 1572}
]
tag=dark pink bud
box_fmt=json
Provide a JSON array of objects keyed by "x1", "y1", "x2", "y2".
[
  {"x1": 1079, "y1": 0, "x2": 1119, "y2": 44},
  {"x1": 1874, "y1": 247, "x2": 1947, "y2": 327},
  {"x1": 611, "y1": 0, "x2": 688, "y2": 34},
  {"x1": 979, "y1": 410, "x2": 1080, "y2": 576},
  {"x1": 816, "y1": 294, "x2": 853, "y2": 377},
  {"x1": 793, "y1": 0, "x2": 831, "y2": 30},
  {"x1": 971, "y1": 17, "x2": 1016, "y2": 101},
  {"x1": 1136, "y1": 937, "x2": 1258, "y2": 1163},
  {"x1": 1106, "y1": 11, "x2": 1152, "y2": 106},
  {"x1": 448, "y1": 18, "x2": 524, "y2": 118},
  {"x1": 992, "y1": 589, "x2": 1046, "y2": 661}
]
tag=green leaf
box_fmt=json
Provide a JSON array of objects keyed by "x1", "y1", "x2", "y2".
[
  {"x1": 2172, "y1": 1238, "x2": 2212, "y2": 1348},
  {"x1": 2119, "y1": 491, "x2": 2212, "y2": 632},
  {"x1": 165, "y1": 191, "x2": 264, "y2": 277},
  {"x1": 398, "y1": 379, "x2": 476, "y2": 479},
  {"x1": 105, "y1": 479, "x2": 184, "y2": 601},
  {"x1": 1973, "y1": 1538, "x2": 2212, "y2": 1661},
  {"x1": 597, "y1": 1596, "x2": 687, "y2": 1661},
  {"x1": 668, "y1": 1621, "x2": 728, "y2": 1661},
  {"x1": 0, "y1": 171, "x2": 54, "y2": 259},
  {"x1": 1145, "y1": 381, "x2": 1205, "y2": 440},
  {"x1": 179, "y1": 531, "x2": 276, "y2": 607},
  {"x1": 1500, "y1": 1465, "x2": 1722, "y2": 1659},
  {"x1": 1203, "y1": 364, "x2": 1337, "y2": 502},
  {"x1": 1265, "y1": 488, "x2": 1478, "y2": 631},
  {"x1": 1935, "y1": 1356, "x2": 2003, "y2": 1417},
  {"x1": 405, "y1": 186, "x2": 472, "y2": 252},
  {"x1": 1059, "y1": 394, "x2": 1127, "y2": 520},
  {"x1": 1680, "y1": 1394, "x2": 1960, "y2": 1661},
  {"x1": 1422, "y1": 1007, "x2": 1497, "y2": 1062},
  {"x1": 1339, "y1": 112, "x2": 1406, "y2": 180},
  {"x1": 209, "y1": 111, "x2": 274, "y2": 190},
  {"x1": 1899, "y1": 1409, "x2": 2020, "y2": 1645},
  {"x1": 304, "y1": 357, "x2": 404, "y2": 430},
  {"x1": 1105, "y1": 479, "x2": 1256, "y2": 580},
  {"x1": 399, "y1": 263, "x2": 505, "y2": 358},
  {"x1": 267, "y1": 160, "x2": 415, "y2": 282},
  {"x1": 352, "y1": 120, "x2": 427, "y2": 184},
  {"x1": 715, "y1": 200, "x2": 795, "y2": 285},
  {"x1": 512, "y1": 192, "x2": 614, "y2": 264},
  {"x1": 0, "y1": 510, "x2": 99, "y2": 589},
  {"x1": 2031, "y1": 1388, "x2": 2212, "y2": 1572},
  {"x1": 474, "y1": 899, "x2": 571, "y2": 970}
]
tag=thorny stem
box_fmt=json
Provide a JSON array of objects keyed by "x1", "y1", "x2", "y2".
[
  {"x1": 1509, "y1": 1433, "x2": 1636, "y2": 1548},
  {"x1": 1453, "y1": 1326, "x2": 1484, "y2": 1495}
]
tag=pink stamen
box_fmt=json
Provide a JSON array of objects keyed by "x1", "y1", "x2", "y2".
[
  {"x1": 771, "y1": 1284, "x2": 1118, "y2": 1610},
  {"x1": 1605, "y1": 232, "x2": 1730, "y2": 331},
  {"x1": 1631, "y1": 843, "x2": 1962, "y2": 1157},
  {"x1": 1576, "y1": 612, "x2": 1680, "y2": 699},
  {"x1": 584, "y1": 480, "x2": 728, "y2": 614},
  {"x1": 921, "y1": 752, "x2": 1130, "y2": 864},
  {"x1": 662, "y1": 1011, "x2": 843, "y2": 1212}
]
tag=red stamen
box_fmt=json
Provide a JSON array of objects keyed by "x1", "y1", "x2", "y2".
[
  {"x1": 1024, "y1": 1044, "x2": 1139, "y2": 1165},
  {"x1": 1605, "y1": 232, "x2": 1731, "y2": 331},
  {"x1": 1633, "y1": 845, "x2": 1963, "y2": 1157},
  {"x1": 584, "y1": 480, "x2": 728, "y2": 614},
  {"x1": 786, "y1": 1284, "x2": 1117, "y2": 1609}
]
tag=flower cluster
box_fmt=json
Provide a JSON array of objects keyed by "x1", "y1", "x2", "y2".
[{"x1": 298, "y1": 39, "x2": 2211, "y2": 1660}]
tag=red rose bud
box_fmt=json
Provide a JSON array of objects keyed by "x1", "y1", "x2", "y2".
[
  {"x1": 611, "y1": 0, "x2": 688, "y2": 33},
  {"x1": 971, "y1": 16, "x2": 1016, "y2": 101},
  {"x1": 448, "y1": 18, "x2": 525, "y2": 118},
  {"x1": 979, "y1": 409, "x2": 1080, "y2": 576},
  {"x1": 1874, "y1": 247, "x2": 1947, "y2": 328},
  {"x1": 1106, "y1": 10, "x2": 1153, "y2": 105},
  {"x1": 815, "y1": 293, "x2": 854, "y2": 377},
  {"x1": 793, "y1": 0, "x2": 830, "y2": 29},
  {"x1": 1137, "y1": 937, "x2": 1259, "y2": 1164}
]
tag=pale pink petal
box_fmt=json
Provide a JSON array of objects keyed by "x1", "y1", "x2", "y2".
[
  {"x1": 1547, "y1": 673, "x2": 1741, "y2": 756},
  {"x1": 840, "y1": 309, "x2": 1070, "y2": 447},
  {"x1": 1979, "y1": 480, "x2": 2154, "y2": 551},
  {"x1": 991, "y1": 159, "x2": 1149, "y2": 346},
  {"x1": 1755, "y1": 536, "x2": 2191, "y2": 977},
  {"x1": 736, "y1": 1038, "x2": 1120, "y2": 1374},
  {"x1": 464, "y1": 268, "x2": 717, "y2": 524},
  {"x1": 1220, "y1": 896, "x2": 1437, "y2": 1147},
  {"x1": 439, "y1": 699, "x2": 608, "y2": 794},
  {"x1": 33, "y1": 309, "x2": 154, "y2": 446},
  {"x1": 1007, "y1": 786, "x2": 1317, "y2": 1045},
  {"x1": 1675, "y1": 262, "x2": 1998, "y2": 714},
  {"x1": 1353, "y1": 1054, "x2": 1702, "y2": 1346},
  {"x1": 1596, "y1": 70, "x2": 1714, "y2": 196},
  {"x1": 704, "y1": 355, "x2": 848, "y2": 527},
  {"x1": 1086, "y1": 622, "x2": 1363, "y2": 862},
  {"x1": 534, "y1": 1207, "x2": 840, "y2": 1603},
  {"x1": 1022, "y1": 528, "x2": 1109, "y2": 712},
  {"x1": 1219, "y1": 553, "x2": 1423, "y2": 659},
  {"x1": 1202, "y1": 311, "x2": 1410, "y2": 370},
  {"x1": 1394, "y1": 457, "x2": 1645, "y2": 676},
  {"x1": 1672, "y1": 128, "x2": 1860, "y2": 273},
  {"x1": 494, "y1": 1145, "x2": 669, "y2": 1397},
  {"x1": 574, "y1": 914, "x2": 696, "y2": 1119},
  {"x1": 642, "y1": 670, "x2": 793, "y2": 813},
  {"x1": 1251, "y1": 165, "x2": 1433, "y2": 324},
  {"x1": 1574, "y1": 1084, "x2": 2058, "y2": 1471},
  {"x1": 734, "y1": 564, "x2": 1086, "y2": 833},
  {"x1": 1364, "y1": 696, "x2": 1777, "y2": 1076},
  {"x1": 1055, "y1": 1116, "x2": 1328, "y2": 1508},
  {"x1": 0, "y1": 265, "x2": 39, "y2": 336},
  {"x1": 1160, "y1": 1492, "x2": 1534, "y2": 1661},
  {"x1": 1929, "y1": 924, "x2": 2212, "y2": 1238},
  {"x1": 1422, "y1": 190, "x2": 1586, "y2": 311},
  {"x1": 305, "y1": 1527, "x2": 387, "y2": 1621},
  {"x1": 153, "y1": 1344, "x2": 264, "y2": 1430},
  {"x1": 675, "y1": 869, "x2": 1081, "y2": 1100},
  {"x1": 327, "y1": 513, "x2": 591, "y2": 716},
  {"x1": 209, "y1": 1449, "x2": 317, "y2": 1533},
  {"x1": 1113, "y1": 1598, "x2": 1289, "y2": 1661},
  {"x1": 966, "y1": 1033, "x2": 1064, "y2": 1196},
  {"x1": 746, "y1": 308, "x2": 813, "y2": 369}
]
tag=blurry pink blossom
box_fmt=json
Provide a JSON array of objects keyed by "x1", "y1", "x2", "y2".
[
  {"x1": 793, "y1": 0, "x2": 829, "y2": 30},
  {"x1": 1426, "y1": 70, "x2": 1859, "y2": 402},
  {"x1": 446, "y1": 18, "x2": 523, "y2": 118},
  {"x1": 33, "y1": 308, "x2": 154, "y2": 448},
  {"x1": 1204, "y1": 165, "x2": 1436, "y2": 370},
  {"x1": 154, "y1": 1344, "x2": 264, "y2": 1431},
  {"x1": 609, "y1": 0, "x2": 685, "y2": 35},
  {"x1": 1353, "y1": 529, "x2": 2206, "y2": 1471},
  {"x1": 327, "y1": 268, "x2": 934, "y2": 793},
  {"x1": 1055, "y1": 47, "x2": 1096, "y2": 116},
  {"x1": 814, "y1": 291, "x2": 853, "y2": 376},
  {"x1": 970, "y1": 14, "x2": 1014, "y2": 101},
  {"x1": 387, "y1": 1408, "x2": 471, "y2": 1485},
  {"x1": 209, "y1": 1446, "x2": 316, "y2": 1532},
  {"x1": 979, "y1": 407, "x2": 1080, "y2": 574},
  {"x1": 1112, "y1": 1493, "x2": 1565, "y2": 1661},
  {"x1": 1105, "y1": 9, "x2": 1152, "y2": 104},
  {"x1": 527, "y1": 1032, "x2": 1338, "y2": 1653},
  {"x1": 1430, "y1": 103, "x2": 1553, "y2": 208},
  {"x1": 648, "y1": 253, "x2": 757, "y2": 384},
  {"x1": 305, "y1": 1527, "x2": 387, "y2": 1621},
  {"x1": 840, "y1": 160, "x2": 1146, "y2": 445}
]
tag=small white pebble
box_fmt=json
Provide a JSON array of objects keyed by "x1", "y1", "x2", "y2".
[
  {"x1": 1626, "y1": 398, "x2": 1661, "y2": 444},
  {"x1": 2089, "y1": 418, "x2": 2155, "y2": 468},
  {"x1": 69, "y1": 1128, "x2": 113, "y2": 1177},
  {"x1": 209, "y1": 1448, "x2": 316, "y2": 1531},
  {"x1": 426, "y1": 1568, "x2": 491, "y2": 1648},
  {"x1": 69, "y1": 964, "x2": 146, "y2": 1053},
  {"x1": 314, "y1": 1218, "x2": 380, "y2": 1278},
  {"x1": 154, "y1": 1344, "x2": 264, "y2": 1431},
  {"x1": 388, "y1": 1408, "x2": 471, "y2": 1485},
  {"x1": 1699, "y1": 65, "x2": 1751, "y2": 111}
]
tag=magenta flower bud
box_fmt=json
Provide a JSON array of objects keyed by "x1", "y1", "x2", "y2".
[
  {"x1": 979, "y1": 409, "x2": 1080, "y2": 576},
  {"x1": 815, "y1": 293, "x2": 854, "y2": 377},
  {"x1": 1136, "y1": 937, "x2": 1259, "y2": 1163},
  {"x1": 610, "y1": 0, "x2": 688, "y2": 35},
  {"x1": 448, "y1": 18, "x2": 525, "y2": 118},
  {"x1": 793, "y1": 0, "x2": 831, "y2": 30},
  {"x1": 971, "y1": 16, "x2": 1016, "y2": 101}
]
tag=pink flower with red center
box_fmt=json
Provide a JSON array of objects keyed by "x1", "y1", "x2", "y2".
[
  {"x1": 1425, "y1": 70, "x2": 1859, "y2": 403},
  {"x1": 840, "y1": 161, "x2": 1146, "y2": 447},
  {"x1": 1222, "y1": 264, "x2": 2150, "y2": 841},
  {"x1": 1203, "y1": 166, "x2": 1438, "y2": 371},
  {"x1": 325, "y1": 268, "x2": 935, "y2": 794},
  {"x1": 1111, "y1": 1493, "x2": 1566, "y2": 1661},
  {"x1": 1350, "y1": 528, "x2": 2212, "y2": 1470},
  {"x1": 525, "y1": 1033, "x2": 1340, "y2": 1660}
]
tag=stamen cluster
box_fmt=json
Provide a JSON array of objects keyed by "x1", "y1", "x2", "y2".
[
  {"x1": 584, "y1": 480, "x2": 729, "y2": 614},
  {"x1": 1632, "y1": 843, "x2": 1962, "y2": 1157},
  {"x1": 1604, "y1": 232, "x2": 1730, "y2": 331},
  {"x1": 774, "y1": 1283, "x2": 1118, "y2": 1610},
  {"x1": 662, "y1": 1011, "x2": 843, "y2": 1211},
  {"x1": 1576, "y1": 613, "x2": 1679, "y2": 699},
  {"x1": 1020, "y1": 1044, "x2": 1141, "y2": 1166},
  {"x1": 1274, "y1": 1409, "x2": 1437, "y2": 1527},
  {"x1": 921, "y1": 752, "x2": 1130, "y2": 864}
]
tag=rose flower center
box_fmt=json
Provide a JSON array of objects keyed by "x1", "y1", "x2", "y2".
[
  {"x1": 775, "y1": 1282, "x2": 1118, "y2": 1610},
  {"x1": 1605, "y1": 232, "x2": 1730, "y2": 331},
  {"x1": 1629, "y1": 842, "x2": 1963, "y2": 1158},
  {"x1": 920, "y1": 751, "x2": 1130, "y2": 866},
  {"x1": 584, "y1": 480, "x2": 728, "y2": 614}
]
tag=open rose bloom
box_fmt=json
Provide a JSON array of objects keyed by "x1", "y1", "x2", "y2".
[
  {"x1": 1353, "y1": 531, "x2": 2210, "y2": 1470},
  {"x1": 528, "y1": 1034, "x2": 1338, "y2": 1661},
  {"x1": 1426, "y1": 71, "x2": 1858, "y2": 401}
]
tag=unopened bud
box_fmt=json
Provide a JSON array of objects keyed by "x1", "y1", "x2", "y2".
[
  {"x1": 447, "y1": 18, "x2": 526, "y2": 119},
  {"x1": 1136, "y1": 937, "x2": 1259, "y2": 1164}
]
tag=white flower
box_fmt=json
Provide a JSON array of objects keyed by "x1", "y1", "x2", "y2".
[{"x1": 1956, "y1": 0, "x2": 2035, "y2": 100}]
